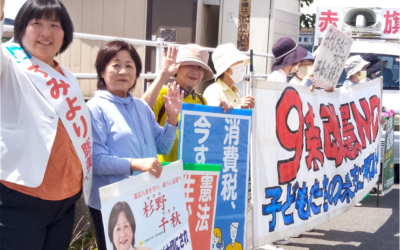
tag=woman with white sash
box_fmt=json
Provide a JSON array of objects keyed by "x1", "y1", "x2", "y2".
[{"x1": 0, "y1": 1, "x2": 92, "y2": 249}]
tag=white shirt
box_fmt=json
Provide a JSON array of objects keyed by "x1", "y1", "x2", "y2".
[
  {"x1": 289, "y1": 75, "x2": 302, "y2": 85},
  {"x1": 1, "y1": 19, "x2": 60, "y2": 187},
  {"x1": 203, "y1": 79, "x2": 242, "y2": 108},
  {"x1": 267, "y1": 69, "x2": 287, "y2": 83}
]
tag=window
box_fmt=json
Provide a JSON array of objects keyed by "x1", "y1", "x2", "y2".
[
  {"x1": 299, "y1": 37, "x2": 302, "y2": 42},
  {"x1": 304, "y1": 37, "x2": 309, "y2": 42},
  {"x1": 311, "y1": 37, "x2": 314, "y2": 42},
  {"x1": 337, "y1": 53, "x2": 399, "y2": 90}
]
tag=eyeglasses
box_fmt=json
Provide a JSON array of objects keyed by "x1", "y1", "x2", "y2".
[{"x1": 299, "y1": 61, "x2": 313, "y2": 66}]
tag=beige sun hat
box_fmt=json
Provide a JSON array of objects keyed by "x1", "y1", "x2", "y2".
[
  {"x1": 212, "y1": 43, "x2": 250, "y2": 79},
  {"x1": 176, "y1": 44, "x2": 214, "y2": 81},
  {"x1": 344, "y1": 55, "x2": 370, "y2": 78}
]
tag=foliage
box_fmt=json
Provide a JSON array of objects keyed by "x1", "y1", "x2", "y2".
[
  {"x1": 69, "y1": 217, "x2": 98, "y2": 250},
  {"x1": 300, "y1": 0, "x2": 316, "y2": 29},
  {"x1": 300, "y1": 13, "x2": 316, "y2": 29},
  {"x1": 69, "y1": 231, "x2": 97, "y2": 250},
  {"x1": 300, "y1": 0, "x2": 314, "y2": 8}
]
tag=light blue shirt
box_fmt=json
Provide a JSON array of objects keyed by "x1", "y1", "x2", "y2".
[
  {"x1": 87, "y1": 90, "x2": 177, "y2": 209},
  {"x1": 342, "y1": 79, "x2": 357, "y2": 87}
]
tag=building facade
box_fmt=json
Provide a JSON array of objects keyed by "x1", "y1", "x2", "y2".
[
  {"x1": 298, "y1": 27, "x2": 314, "y2": 51},
  {"x1": 3, "y1": 0, "x2": 301, "y2": 99}
]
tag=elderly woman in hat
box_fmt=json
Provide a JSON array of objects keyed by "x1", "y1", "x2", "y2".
[
  {"x1": 267, "y1": 37, "x2": 308, "y2": 83},
  {"x1": 289, "y1": 51, "x2": 315, "y2": 86},
  {"x1": 142, "y1": 44, "x2": 230, "y2": 163},
  {"x1": 267, "y1": 38, "x2": 334, "y2": 94},
  {"x1": 204, "y1": 43, "x2": 255, "y2": 109},
  {"x1": 361, "y1": 53, "x2": 382, "y2": 82},
  {"x1": 342, "y1": 55, "x2": 370, "y2": 87}
]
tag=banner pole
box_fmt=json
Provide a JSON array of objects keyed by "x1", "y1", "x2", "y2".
[
  {"x1": 249, "y1": 49, "x2": 254, "y2": 97},
  {"x1": 377, "y1": 180, "x2": 380, "y2": 207},
  {"x1": 251, "y1": 78, "x2": 257, "y2": 250}
]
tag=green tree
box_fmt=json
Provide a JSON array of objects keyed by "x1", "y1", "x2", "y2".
[{"x1": 300, "y1": 0, "x2": 316, "y2": 29}]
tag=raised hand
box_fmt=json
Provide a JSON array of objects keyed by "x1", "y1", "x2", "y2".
[
  {"x1": 141, "y1": 46, "x2": 180, "y2": 107},
  {"x1": 1, "y1": 0, "x2": 5, "y2": 20},
  {"x1": 161, "y1": 45, "x2": 181, "y2": 78},
  {"x1": 164, "y1": 82, "x2": 184, "y2": 126}
]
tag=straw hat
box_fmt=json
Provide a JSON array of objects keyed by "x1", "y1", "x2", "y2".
[
  {"x1": 271, "y1": 37, "x2": 308, "y2": 71},
  {"x1": 176, "y1": 44, "x2": 214, "y2": 81},
  {"x1": 344, "y1": 56, "x2": 370, "y2": 78},
  {"x1": 212, "y1": 43, "x2": 250, "y2": 79}
]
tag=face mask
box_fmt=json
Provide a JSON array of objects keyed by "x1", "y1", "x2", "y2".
[
  {"x1": 290, "y1": 63, "x2": 300, "y2": 73},
  {"x1": 296, "y1": 65, "x2": 313, "y2": 79},
  {"x1": 356, "y1": 70, "x2": 367, "y2": 81},
  {"x1": 229, "y1": 63, "x2": 246, "y2": 83}
]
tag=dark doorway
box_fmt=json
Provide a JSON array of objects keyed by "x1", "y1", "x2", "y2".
[{"x1": 145, "y1": 0, "x2": 198, "y2": 89}]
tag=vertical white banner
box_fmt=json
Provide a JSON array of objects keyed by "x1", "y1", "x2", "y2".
[{"x1": 315, "y1": 7, "x2": 343, "y2": 42}]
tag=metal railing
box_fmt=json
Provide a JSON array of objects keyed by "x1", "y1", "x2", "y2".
[{"x1": 3, "y1": 25, "x2": 272, "y2": 81}]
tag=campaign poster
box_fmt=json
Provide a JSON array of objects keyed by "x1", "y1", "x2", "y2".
[
  {"x1": 251, "y1": 78, "x2": 382, "y2": 246},
  {"x1": 183, "y1": 163, "x2": 221, "y2": 250},
  {"x1": 100, "y1": 160, "x2": 192, "y2": 250},
  {"x1": 178, "y1": 104, "x2": 252, "y2": 250}
]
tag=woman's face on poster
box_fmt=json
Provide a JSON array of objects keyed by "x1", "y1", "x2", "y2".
[
  {"x1": 212, "y1": 234, "x2": 219, "y2": 244},
  {"x1": 113, "y1": 211, "x2": 134, "y2": 250}
]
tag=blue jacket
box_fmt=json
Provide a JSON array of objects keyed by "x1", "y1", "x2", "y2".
[{"x1": 87, "y1": 90, "x2": 177, "y2": 209}]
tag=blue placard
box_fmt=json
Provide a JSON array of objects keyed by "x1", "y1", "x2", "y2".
[{"x1": 178, "y1": 103, "x2": 252, "y2": 249}]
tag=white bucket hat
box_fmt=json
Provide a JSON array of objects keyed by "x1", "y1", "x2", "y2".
[
  {"x1": 212, "y1": 43, "x2": 250, "y2": 79},
  {"x1": 344, "y1": 55, "x2": 370, "y2": 79}
]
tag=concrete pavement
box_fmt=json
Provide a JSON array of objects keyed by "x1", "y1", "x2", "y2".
[{"x1": 247, "y1": 184, "x2": 399, "y2": 250}]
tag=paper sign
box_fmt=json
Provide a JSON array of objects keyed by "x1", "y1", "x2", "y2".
[{"x1": 312, "y1": 24, "x2": 353, "y2": 88}]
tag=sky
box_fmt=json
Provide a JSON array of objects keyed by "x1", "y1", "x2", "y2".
[
  {"x1": 301, "y1": 1, "x2": 317, "y2": 15},
  {"x1": 4, "y1": 0, "x2": 27, "y2": 19}
]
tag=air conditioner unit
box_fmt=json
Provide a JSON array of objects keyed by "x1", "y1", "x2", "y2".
[
  {"x1": 203, "y1": 0, "x2": 220, "y2": 5},
  {"x1": 342, "y1": 8, "x2": 381, "y2": 38}
]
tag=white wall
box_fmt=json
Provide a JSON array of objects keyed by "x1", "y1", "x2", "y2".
[
  {"x1": 218, "y1": 0, "x2": 301, "y2": 75},
  {"x1": 218, "y1": 0, "x2": 240, "y2": 45},
  {"x1": 248, "y1": 0, "x2": 272, "y2": 75}
]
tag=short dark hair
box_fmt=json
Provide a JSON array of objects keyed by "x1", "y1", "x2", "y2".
[
  {"x1": 14, "y1": 0, "x2": 74, "y2": 54},
  {"x1": 95, "y1": 40, "x2": 142, "y2": 92},
  {"x1": 108, "y1": 202, "x2": 136, "y2": 250}
]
